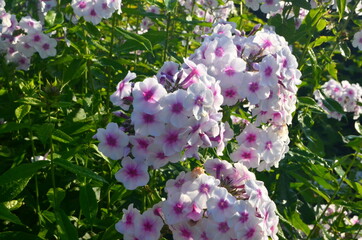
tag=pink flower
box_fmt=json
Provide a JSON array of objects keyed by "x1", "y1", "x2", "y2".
[
  {"x1": 95, "y1": 122, "x2": 129, "y2": 160},
  {"x1": 110, "y1": 71, "x2": 135, "y2": 110},
  {"x1": 131, "y1": 110, "x2": 165, "y2": 137},
  {"x1": 115, "y1": 157, "x2": 149, "y2": 190},
  {"x1": 133, "y1": 77, "x2": 167, "y2": 114},
  {"x1": 206, "y1": 187, "x2": 236, "y2": 222},
  {"x1": 134, "y1": 209, "x2": 164, "y2": 240},
  {"x1": 115, "y1": 204, "x2": 141, "y2": 235}
]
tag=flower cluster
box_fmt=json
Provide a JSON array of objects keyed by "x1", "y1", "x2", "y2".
[
  {"x1": 94, "y1": 22, "x2": 301, "y2": 190},
  {"x1": 310, "y1": 204, "x2": 362, "y2": 239},
  {"x1": 138, "y1": 5, "x2": 161, "y2": 34},
  {"x1": 178, "y1": 0, "x2": 234, "y2": 35},
  {"x1": 0, "y1": 1, "x2": 57, "y2": 70},
  {"x1": 187, "y1": 22, "x2": 300, "y2": 170},
  {"x1": 116, "y1": 160, "x2": 279, "y2": 240},
  {"x1": 314, "y1": 79, "x2": 362, "y2": 120},
  {"x1": 71, "y1": 0, "x2": 122, "y2": 25}
]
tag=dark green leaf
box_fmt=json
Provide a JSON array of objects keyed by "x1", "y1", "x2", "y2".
[
  {"x1": 164, "y1": 0, "x2": 177, "y2": 12},
  {"x1": 54, "y1": 208, "x2": 78, "y2": 240},
  {"x1": 336, "y1": 0, "x2": 346, "y2": 21},
  {"x1": 0, "y1": 203, "x2": 22, "y2": 225},
  {"x1": 80, "y1": 184, "x2": 98, "y2": 223},
  {"x1": 322, "y1": 97, "x2": 345, "y2": 114},
  {"x1": 52, "y1": 129, "x2": 73, "y2": 143},
  {"x1": 0, "y1": 232, "x2": 43, "y2": 240},
  {"x1": 114, "y1": 27, "x2": 153, "y2": 52},
  {"x1": 54, "y1": 158, "x2": 108, "y2": 184},
  {"x1": 0, "y1": 161, "x2": 49, "y2": 186},
  {"x1": 47, "y1": 188, "x2": 66, "y2": 209},
  {"x1": 34, "y1": 123, "x2": 55, "y2": 145},
  {"x1": 0, "y1": 178, "x2": 32, "y2": 202},
  {"x1": 63, "y1": 59, "x2": 87, "y2": 82},
  {"x1": 0, "y1": 122, "x2": 31, "y2": 134}
]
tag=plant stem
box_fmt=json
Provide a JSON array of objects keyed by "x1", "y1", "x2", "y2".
[{"x1": 163, "y1": 12, "x2": 171, "y2": 63}]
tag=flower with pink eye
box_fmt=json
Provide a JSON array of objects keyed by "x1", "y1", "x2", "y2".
[
  {"x1": 95, "y1": 122, "x2": 129, "y2": 160},
  {"x1": 115, "y1": 157, "x2": 149, "y2": 190}
]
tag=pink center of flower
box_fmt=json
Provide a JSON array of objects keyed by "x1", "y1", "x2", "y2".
[
  {"x1": 239, "y1": 212, "x2": 249, "y2": 223},
  {"x1": 42, "y1": 43, "x2": 50, "y2": 50},
  {"x1": 265, "y1": 141, "x2": 272, "y2": 150},
  {"x1": 173, "y1": 202, "x2": 184, "y2": 214},
  {"x1": 263, "y1": 39, "x2": 272, "y2": 48},
  {"x1": 106, "y1": 134, "x2": 118, "y2": 147},
  {"x1": 199, "y1": 184, "x2": 210, "y2": 194},
  {"x1": 143, "y1": 89, "x2": 155, "y2": 102},
  {"x1": 102, "y1": 3, "x2": 108, "y2": 9},
  {"x1": 225, "y1": 89, "x2": 236, "y2": 98},
  {"x1": 142, "y1": 113, "x2": 155, "y2": 124},
  {"x1": 264, "y1": 66, "x2": 273, "y2": 77},
  {"x1": 156, "y1": 152, "x2": 166, "y2": 160},
  {"x1": 33, "y1": 35, "x2": 41, "y2": 42},
  {"x1": 19, "y1": 57, "x2": 27, "y2": 65},
  {"x1": 245, "y1": 228, "x2": 256, "y2": 238},
  {"x1": 118, "y1": 81, "x2": 125, "y2": 92},
  {"x1": 241, "y1": 151, "x2": 251, "y2": 159},
  {"x1": 166, "y1": 132, "x2": 178, "y2": 144},
  {"x1": 9, "y1": 47, "x2": 15, "y2": 54},
  {"x1": 137, "y1": 139, "x2": 149, "y2": 150},
  {"x1": 126, "y1": 167, "x2": 139, "y2": 177},
  {"x1": 195, "y1": 96, "x2": 204, "y2": 106},
  {"x1": 348, "y1": 89, "x2": 354, "y2": 95},
  {"x1": 27, "y1": 21, "x2": 34, "y2": 27},
  {"x1": 218, "y1": 199, "x2": 229, "y2": 210},
  {"x1": 215, "y1": 47, "x2": 224, "y2": 57},
  {"x1": 90, "y1": 9, "x2": 97, "y2": 16},
  {"x1": 143, "y1": 220, "x2": 153, "y2": 232},
  {"x1": 181, "y1": 227, "x2": 192, "y2": 238},
  {"x1": 79, "y1": 1, "x2": 87, "y2": 9},
  {"x1": 218, "y1": 222, "x2": 230, "y2": 233},
  {"x1": 224, "y1": 66, "x2": 235, "y2": 76},
  {"x1": 282, "y1": 58, "x2": 288, "y2": 68},
  {"x1": 246, "y1": 134, "x2": 256, "y2": 144},
  {"x1": 24, "y1": 43, "x2": 31, "y2": 49},
  {"x1": 359, "y1": 37, "x2": 362, "y2": 44},
  {"x1": 171, "y1": 102, "x2": 183, "y2": 114},
  {"x1": 265, "y1": 0, "x2": 274, "y2": 5},
  {"x1": 175, "y1": 179, "x2": 185, "y2": 188},
  {"x1": 126, "y1": 214, "x2": 134, "y2": 225},
  {"x1": 249, "y1": 82, "x2": 259, "y2": 92}
]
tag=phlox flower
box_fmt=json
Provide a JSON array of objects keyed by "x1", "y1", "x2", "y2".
[
  {"x1": 71, "y1": 0, "x2": 90, "y2": 17},
  {"x1": 245, "y1": 0, "x2": 260, "y2": 11},
  {"x1": 115, "y1": 157, "x2": 149, "y2": 190},
  {"x1": 259, "y1": 55, "x2": 279, "y2": 88},
  {"x1": 260, "y1": 201, "x2": 279, "y2": 239},
  {"x1": 165, "y1": 171, "x2": 193, "y2": 197},
  {"x1": 83, "y1": 5, "x2": 103, "y2": 25},
  {"x1": 257, "y1": 127, "x2": 285, "y2": 170},
  {"x1": 35, "y1": 36, "x2": 57, "y2": 59},
  {"x1": 107, "y1": 0, "x2": 122, "y2": 14},
  {"x1": 229, "y1": 200, "x2": 256, "y2": 230},
  {"x1": 352, "y1": 30, "x2": 362, "y2": 50},
  {"x1": 230, "y1": 145, "x2": 260, "y2": 169},
  {"x1": 204, "y1": 158, "x2": 233, "y2": 180},
  {"x1": 132, "y1": 77, "x2": 167, "y2": 114},
  {"x1": 245, "y1": 180, "x2": 270, "y2": 208},
  {"x1": 110, "y1": 71, "x2": 135, "y2": 110},
  {"x1": 230, "y1": 163, "x2": 256, "y2": 187},
  {"x1": 260, "y1": 0, "x2": 281, "y2": 13},
  {"x1": 134, "y1": 209, "x2": 164, "y2": 240},
  {"x1": 115, "y1": 204, "x2": 141, "y2": 236},
  {"x1": 158, "y1": 126, "x2": 188, "y2": 156},
  {"x1": 206, "y1": 187, "x2": 236, "y2": 222},
  {"x1": 162, "y1": 193, "x2": 192, "y2": 225},
  {"x1": 146, "y1": 142, "x2": 182, "y2": 169},
  {"x1": 239, "y1": 72, "x2": 270, "y2": 105},
  {"x1": 131, "y1": 109, "x2": 165, "y2": 137},
  {"x1": 236, "y1": 123, "x2": 262, "y2": 149},
  {"x1": 182, "y1": 174, "x2": 220, "y2": 208},
  {"x1": 19, "y1": 16, "x2": 42, "y2": 33},
  {"x1": 171, "y1": 222, "x2": 199, "y2": 240},
  {"x1": 186, "y1": 82, "x2": 214, "y2": 120},
  {"x1": 94, "y1": 0, "x2": 114, "y2": 19},
  {"x1": 129, "y1": 135, "x2": 153, "y2": 159},
  {"x1": 160, "y1": 89, "x2": 192, "y2": 128},
  {"x1": 16, "y1": 35, "x2": 36, "y2": 57},
  {"x1": 95, "y1": 122, "x2": 129, "y2": 160},
  {"x1": 180, "y1": 59, "x2": 207, "y2": 88},
  {"x1": 205, "y1": 218, "x2": 237, "y2": 240},
  {"x1": 203, "y1": 36, "x2": 237, "y2": 65}
]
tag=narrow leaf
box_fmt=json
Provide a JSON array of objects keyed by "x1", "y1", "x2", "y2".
[
  {"x1": 15, "y1": 105, "x2": 31, "y2": 122},
  {"x1": 52, "y1": 129, "x2": 73, "y2": 143},
  {"x1": 115, "y1": 27, "x2": 153, "y2": 52},
  {"x1": 80, "y1": 184, "x2": 98, "y2": 223},
  {"x1": 54, "y1": 158, "x2": 108, "y2": 184},
  {"x1": 0, "y1": 232, "x2": 42, "y2": 240},
  {"x1": 336, "y1": 0, "x2": 347, "y2": 21},
  {"x1": 0, "y1": 203, "x2": 22, "y2": 225},
  {"x1": 55, "y1": 208, "x2": 78, "y2": 240}
]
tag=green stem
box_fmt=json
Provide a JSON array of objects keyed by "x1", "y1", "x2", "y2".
[
  {"x1": 305, "y1": 152, "x2": 358, "y2": 240},
  {"x1": 106, "y1": 15, "x2": 117, "y2": 115},
  {"x1": 163, "y1": 12, "x2": 171, "y2": 63}
]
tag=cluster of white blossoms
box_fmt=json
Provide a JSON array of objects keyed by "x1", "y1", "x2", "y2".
[
  {"x1": 178, "y1": 0, "x2": 234, "y2": 35},
  {"x1": 314, "y1": 79, "x2": 362, "y2": 120},
  {"x1": 310, "y1": 204, "x2": 362, "y2": 239},
  {"x1": 0, "y1": 1, "x2": 57, "y2": 70},
  {"x1": 116, "y1": 160, "x2": 279, "y2": 240},
  {"x1": 94, "y1": 22, "x2": 301, "y2": 190},
  {"x1": 188, "y1": 22, "x2": 301, "y2": 170},
  {"x1": 71, "y1": 0, "x2": 122, "y2": 25}
]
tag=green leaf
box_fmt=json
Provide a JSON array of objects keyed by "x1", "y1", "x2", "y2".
[
  {"x1": 52, "y1": 129, "x2": 73, "y2": 143},
  {"x1": 54, "y1": 158, "x2": 108, "y2": 184},
  {"x1": 290, "y1": 211, "x2": 311, "y2": 235},
  {"x1": 355, "y1": 121, "x2": 362, "y2": 135},
  {"x1": 114, "y1": 27, "x2": 153, "y2": 52},
  {"x1": 0, "y1": 161, "x2": 50, "y2": 186},
  {"x1": 85, "y1": 22, "x2": 101, "y2": 38},
  {"x1": 290, "y1": 0, "x2": 311, "y2": 9},
  {"x1": 47, "y1": 188, "x2": 66, "y2": 209},
  {"x1": 63, "y1": 59, "x2": 87, "y2": 82},
  {"x1": 322, "y1": 97, "x2": 345, "y2": 115},
  {"x1": 326, "y1": 62, "x2": 338, "y2": 80},
  {"x1": 0, "y1": 122, "x2": 31, "y2": 134},
  {"x1": 164, "y1": 0, "x2": 177, "y2": 12},
  {"x1": 310, "y1": 36, "x2": 336, "y2": 48},
  {"x1": 339, "y1": 42, "x2": 351, "y2": 58},
  {"x1": 0, "y1": 232, "x2": 43, "y2": 240},
  {"x1": 18, "y1": 97, "x2": 45, "y2": 106},
  {"x1": 0, "y1": 178, "x2": 32, "y2": 202},
  {"x1": 298, "y1": 97, "x2": 317, "y2": 106},
  {"x1": 34, "y1": 123, "x2": 55, "y2": 145},
  {"x1": 45, "y1": 10, "x2": 57, "y2": 26},
  {"x1": 336, "y1": 0, "x2": 346, "y2": 21},
  {"x1": 54, "y1": 208, "x2": 78, "y2": 240},
  {"x1": 80, "y1": 184, "x2": 98, "y2": 223},
  {"x1": 0, "y1": 203, "x2": 22, "y2": 225},
  {"x1": 15, "y1": 105, "x2": 31, "y2": 122}
]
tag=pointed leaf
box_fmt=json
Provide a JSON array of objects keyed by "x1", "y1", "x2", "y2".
[
  {"x1": 115, "y1": 27, "x2": 153, "y2": 52},
  {"x1": 54, "y1": 208, "x2": 78, "y2": 240},
  {"x1": 0, "y1": 203, "x2": 22, "y2": 225},
  {"x1": 80, "y1": 184, "x2": 98, "y2": 223},
  {"x1": 15, "y1": 105, "x2": 31, "y2": 122}
]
